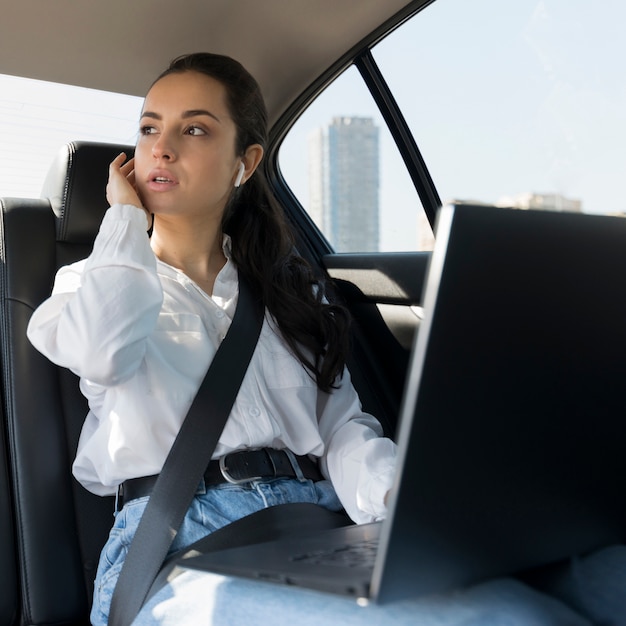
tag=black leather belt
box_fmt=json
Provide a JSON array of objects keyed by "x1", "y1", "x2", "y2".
[{"x1": 117, "y1": 448, "x2": 322, "y2": 510}]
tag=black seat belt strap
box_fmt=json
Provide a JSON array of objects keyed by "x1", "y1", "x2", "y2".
[{"x1": 108, "y1": 273, "x2": 264, "y2": 626}]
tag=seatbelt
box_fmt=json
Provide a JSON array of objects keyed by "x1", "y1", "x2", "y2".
[{"x1": 108, "y1": 273, "x2": 265, "y2": 626}]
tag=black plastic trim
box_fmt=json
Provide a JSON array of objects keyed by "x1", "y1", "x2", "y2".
[{"x1": 355, "y1": 51, "x2": 441, "y2": 226}]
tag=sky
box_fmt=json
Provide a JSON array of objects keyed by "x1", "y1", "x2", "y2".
[{"x1": 1, "y1": 0, "x2": 624, "y2": 251}]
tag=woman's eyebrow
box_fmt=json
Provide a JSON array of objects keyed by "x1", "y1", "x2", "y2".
[
  {"x1": 140, "y1": 109, "x2": 221, "y2": 123},
  {"x1": 183, "y1": 109, "x2": 221, "y2": 122}
]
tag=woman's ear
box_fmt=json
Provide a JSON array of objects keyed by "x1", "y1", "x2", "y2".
[{"x1": 237, "y1": 144, "x2": 264, "y2": 186}]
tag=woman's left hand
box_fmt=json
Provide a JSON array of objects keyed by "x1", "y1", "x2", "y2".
[{"x1": 106, "y1": 153, "x2": 145, "y2": 213}]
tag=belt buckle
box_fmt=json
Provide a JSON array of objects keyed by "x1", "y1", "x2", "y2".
[{"x1": 219, "y1": 453, "x2": 262, "y2": 484}]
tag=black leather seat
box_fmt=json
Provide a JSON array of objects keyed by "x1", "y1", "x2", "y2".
[
  {"x1": 0, "y1": 141, "x2": 133, "y2": 625},
  {"x1": 0, "y1": 400, "x2": 18, "y2": 626}
]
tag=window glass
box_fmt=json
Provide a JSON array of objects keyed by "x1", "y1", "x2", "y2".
[
  {"x1": 0, "y1": 74, "x2": 142, "y2": 198},
  {"x1": 374, "y1": 0, "x2": 626, "y2": 216},
  {"x1": 279, "y1": 66, "x2": 433, "y2": 252}
]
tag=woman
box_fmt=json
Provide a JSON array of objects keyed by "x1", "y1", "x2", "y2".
[{"x1": 27, "y1": 53, "x2": 396, "y2": 624}]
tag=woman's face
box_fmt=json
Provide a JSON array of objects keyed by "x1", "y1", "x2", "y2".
[{"x1": 134, "y1": 70, "x2": 241, "y2": 219}]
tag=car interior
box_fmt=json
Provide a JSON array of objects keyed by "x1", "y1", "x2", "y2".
[{"x1": 0, "y1": 0, "x2": 624, "y2": 624}]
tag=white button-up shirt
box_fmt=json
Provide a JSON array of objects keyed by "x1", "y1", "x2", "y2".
[{"x1": 27, "y1": 204, "x2": 396, "y2": 523}]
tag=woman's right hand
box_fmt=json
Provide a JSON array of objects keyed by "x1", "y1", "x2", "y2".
[{"x1": 106, "y1": 153, "x2": 147, "y2": 214}]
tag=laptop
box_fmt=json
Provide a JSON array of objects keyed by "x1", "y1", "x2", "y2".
[{"x1": 182, "y1": 203, "x2": 626, "y2": 603}]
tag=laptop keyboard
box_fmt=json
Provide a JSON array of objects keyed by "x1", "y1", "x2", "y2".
[{"x1": 290, "y1": 538, "x2": 378, "y2": 568}]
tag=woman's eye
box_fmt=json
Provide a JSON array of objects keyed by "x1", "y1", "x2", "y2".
[
  {"x1": 139, "y1": 125, "x2": 157, "y2": 135},
  {"x1": 186, "y1": 125, "x2": 207, "y2": 136}
]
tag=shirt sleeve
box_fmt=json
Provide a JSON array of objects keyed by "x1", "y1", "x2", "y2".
[
  {"x1": 27, "y1": 204, "x2": 163, "y2": 386},
  {"x1": 317, "y1": 368, "x2": 397, "y2": 524}
]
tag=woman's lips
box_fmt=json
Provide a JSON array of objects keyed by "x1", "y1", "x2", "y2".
[{"x1": 146, "y1": 169, "x2": 179, "y2": 191}]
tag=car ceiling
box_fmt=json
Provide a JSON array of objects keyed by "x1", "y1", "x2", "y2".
[{"x1": 1, "y1": 0, "x2": 427, "y2": 128}]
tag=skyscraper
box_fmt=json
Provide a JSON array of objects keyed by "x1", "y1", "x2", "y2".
[{"x1": 308, "y1": 116, "x2": 379, "y2": 252}]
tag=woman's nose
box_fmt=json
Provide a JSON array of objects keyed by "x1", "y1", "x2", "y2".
[{"x1": 152, "y1": 133, "x2": 176, "y2": 161}]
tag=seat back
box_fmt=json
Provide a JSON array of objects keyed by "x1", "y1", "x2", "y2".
[
  {"x1": 0, "y1": 142, "x2": 133, "y2": 625},
  {"x1": 0, "y1": 399, "x2": 18, "y2": 626}
]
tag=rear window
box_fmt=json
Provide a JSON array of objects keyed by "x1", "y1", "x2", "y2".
[{"x1": 0, "y1": 73, "x2": 142, "y2": 198}]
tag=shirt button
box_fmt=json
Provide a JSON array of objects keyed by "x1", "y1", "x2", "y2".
[
  {"x1": 215, "y1": 310, "x2": 225, "y2": 319},
  {"x1": 248, "y1": 406, "x2": 261, "y2": 417}
]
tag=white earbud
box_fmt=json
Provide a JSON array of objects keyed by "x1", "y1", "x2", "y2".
[{"x1": 234, "y1": 161, "x2": 245, "y2": 188}]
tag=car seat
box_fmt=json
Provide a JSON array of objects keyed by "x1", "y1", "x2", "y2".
[
  {"x1": 0, "y1": 399, "x2": 18, "y2": 625},
  {"x1": 0, "y1": 141, "x2": 133, "y2": 625}
]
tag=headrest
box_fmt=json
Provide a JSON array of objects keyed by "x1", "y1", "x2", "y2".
[{"x1": 41, "y1": 141, "x2": 134, "y2": 244}]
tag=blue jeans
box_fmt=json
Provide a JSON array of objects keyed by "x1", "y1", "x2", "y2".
[{"x1": 91, "y1": 477, "x2": 342, "y2": 626}]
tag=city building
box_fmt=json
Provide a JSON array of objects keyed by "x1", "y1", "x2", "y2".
[
  {"x1": 308, "y1": 116, "x2": 379, "y2": 252},
  {"x1": 497, "y1": 192, "x2": 582, "y2": 212}
]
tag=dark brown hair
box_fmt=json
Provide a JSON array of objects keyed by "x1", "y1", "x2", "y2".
[{"x1": 154, "y1": 53, "x2": 351, "y2": 391}]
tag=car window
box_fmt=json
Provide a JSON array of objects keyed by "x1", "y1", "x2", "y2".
[
  {"x1": 0, "y1": 74, "x2": 142, "y2": 198},
  {"x1": 279, "y1": 0, "x2": 625, "y2": 256},
  {"x1": 374, "y1": 0, "x2": 626, "y2": 217},
  {"x1": 279, "y1": 66, "x2": 433, "y2": 253}
]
